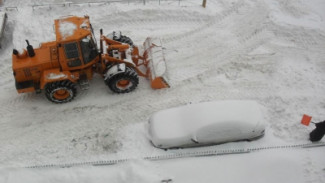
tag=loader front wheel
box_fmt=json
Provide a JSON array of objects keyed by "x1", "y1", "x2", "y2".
[
  {"x1": 106, "y1": 67, "x2": 139, "y2": 93},
  {"x1": 45, "y1": 80, "x2": 77, "y2": 103},
  {"x1": 114, "y1": 35, "x2": 133, "y2": 46}
]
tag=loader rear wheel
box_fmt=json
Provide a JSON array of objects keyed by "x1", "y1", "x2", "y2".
[
  {"x1": 45, "y1": 80, "x2": 77, "y2": 103},
  {"x1": 106, "y1": 67, "x2": 139, "y2": 93}
]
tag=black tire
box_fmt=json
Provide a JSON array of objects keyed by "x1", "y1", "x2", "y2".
[
  {"x1": 45, "y1": 80, "x2": 77, "y2": 103},
  {"x1": 114, "y1": 35, "x2": 134, "y2": 46},
  {"x1": 105, "y1": 67, "x2": 139, "y2": 93}
]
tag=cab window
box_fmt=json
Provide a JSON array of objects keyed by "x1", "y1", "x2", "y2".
[
  {"x1": 80, "y1": 36, "x2": 98, "y2": 64},
  {"x1": 63, "y1": 42, "x2": 82, "y2": 67}
]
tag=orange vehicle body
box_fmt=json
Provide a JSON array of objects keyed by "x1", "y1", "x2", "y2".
[{"x1": 12, "y1": 15, "x2": 169, "y2": 103}]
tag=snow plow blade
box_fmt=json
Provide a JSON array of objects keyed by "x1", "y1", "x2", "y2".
[{"x1": 143, "y1": 38, "x2": 170, "y2": 89}]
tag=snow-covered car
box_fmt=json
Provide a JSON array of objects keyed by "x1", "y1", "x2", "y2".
[{"x1": 148, "y1": 100, "x2": 266, "y2": 149}]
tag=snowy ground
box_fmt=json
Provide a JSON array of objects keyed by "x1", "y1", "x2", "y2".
[
  {"x1": 0, "y1": 0, "x2": 324, "y2": 182},
  {"x1": 1, "y1": 147, "x2": 324, "y2": 183}
]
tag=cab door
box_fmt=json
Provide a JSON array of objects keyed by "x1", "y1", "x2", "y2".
[{"x1": 62, "y1": 42, "x2": 83, "y2": 69}]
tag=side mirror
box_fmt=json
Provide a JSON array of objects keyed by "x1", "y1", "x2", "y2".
[{"x1": 191, "y1": 134, "x2": 199, "y2": 144}]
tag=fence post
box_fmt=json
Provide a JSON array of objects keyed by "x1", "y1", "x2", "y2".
[{"x1": 202, "y1": 0, "x2": 207, "y2": 8}]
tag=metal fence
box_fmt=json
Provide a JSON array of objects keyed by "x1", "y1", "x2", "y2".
[{"x1": 0, "y1": 0, "x2": 195, "y2": 11}]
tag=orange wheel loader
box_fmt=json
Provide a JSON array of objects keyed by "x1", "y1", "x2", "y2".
[{"x1": 12, "y1": 15, "x2": 169, "y2": 103}]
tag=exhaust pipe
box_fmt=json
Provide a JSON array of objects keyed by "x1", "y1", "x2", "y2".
[
  {"x1": 26, "y1": 40, "x2": 35, "y2": 57},
  {"x1": 12, "y1": 48, "x2": 28, "y2": 59}
]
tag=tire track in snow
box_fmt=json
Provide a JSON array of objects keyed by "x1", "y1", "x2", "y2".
[
  {"x1": 172, "y1": 40, "x2": 271, "y2": 87},
  {"x1": 113, "y1": 17, "x2": 207, "y2": 30},
  {"x1": 0, "y1": 58, "x2": 13, "y2": 87},
  {"x1": 275, "y1": 0, "x2": 309, "y2": 18},
  {"x1": 0, "y1": 93, "x2": 40, "y2": 120},
  {"x1": 168, "y1": 21, "x2": 274, "y2": 88},
  {"x1": 163, "y1": 1, "x2": 274, "y2": 85},
  {"x1": 0, "y1": 1, "x2": 274, "y2": 125},
  {"x1": 0, "y1": 64, "x2": 12, "y2": 78},
  {"x1": 232, "y1": 1, "x2": 271, "y2": 44},
  {"x1": 162, "y1": 44, "x2": 274, "y2": 106},
  {"x1": 112, "y1": 1, "x2": 277, "y2": 116},
  {"x1": 159, "y1": 3, "x2": 262, "y2": 84},
  {"x1": 162, "y1": 1, "x2": 247, "y2": 44},
  {"x1": 270, "y1": 24, "x2": 325, "y2": 51},
  {"x1": 97, "y1": 9, "x2": 212, "y2": 35}
]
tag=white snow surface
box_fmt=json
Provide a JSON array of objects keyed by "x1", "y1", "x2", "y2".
[{"x1": 0, "y1": 0, "x2": 325, "y2": 182}]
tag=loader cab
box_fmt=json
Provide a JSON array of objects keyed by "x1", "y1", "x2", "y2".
[
  {"x1": 61, "y1": 36, "x2": 98, "y2": 69},
  {"x1": 55, "y1": 16, "x2": 99, "y2": 71}
]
